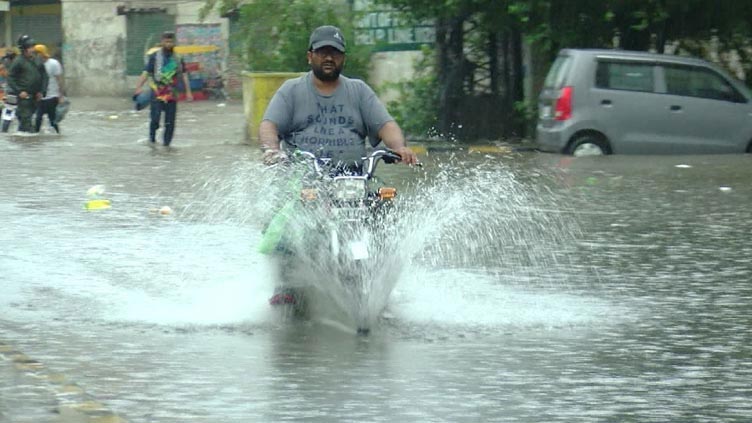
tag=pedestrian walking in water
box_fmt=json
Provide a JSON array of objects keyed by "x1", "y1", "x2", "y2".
[
  {"x1": 7, "y1": 35, "x2": 46, "y2": 134},
  {"x1": 133, "y1": 31, "x2": 192, "y2": 146},
  {"x1": 34, "y1": 44, "x2": 64, "y2": 134}
]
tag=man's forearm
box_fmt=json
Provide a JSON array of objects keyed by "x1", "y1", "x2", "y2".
[
  {"x1": 135, "y1": 72, "x2": 147, "y2": 90},
  {"x1": 378, "y1": 120, "x2": 418, "y2": 164},
  {"x1": 379, "y1": 121, "x2": 407, "y2": 150},
  {"x1": 259, "y1": 120, "x2": 281, "y2": 150}
]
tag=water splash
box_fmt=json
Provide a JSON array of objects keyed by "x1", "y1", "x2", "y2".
[
  {"x1": 393, "y1": 155, "x2": 581, "y2": 285},
  {"x1": 389, "y1": 267, "x2": 615, "y2": 333},
  {"x1": 0, "y1": 104, "x2": 599, "y2": 335},
  {"x1": 1, "y1": 151, "x2": 601, "y2": 333},
  {"x1": 155, "y1": 152, "x2": 592, "y2": 332}
]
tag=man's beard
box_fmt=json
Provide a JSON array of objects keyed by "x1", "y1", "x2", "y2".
[{"x1": 311, "y1": 62, "x2": 341, "y2": 82}]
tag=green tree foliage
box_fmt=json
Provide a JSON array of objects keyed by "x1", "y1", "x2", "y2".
[
  {"x1": 383, "y1": 47, "x2": 439, "y2": 138},
  {"x1": 376, "y1": 0, "x2": 752, "y2": 141},
  {"x1": 205, "y1": 0, "x2": 752, "y2": 141},
  {"x1": 376, "y1": 0, "x2": 529, "y2": 140},
  {"x1": 202, "y1": 0, "x2": 372, "y2": 79}
]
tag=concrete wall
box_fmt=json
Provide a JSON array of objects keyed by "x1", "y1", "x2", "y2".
[
  {"x1": 368, "y1": 50, "x2": 422, "y2": 104},
  {"x1": 62, "y1": 1, "x2": 126, "y2": 96},
  {"x1": 62, "y1": 0, "x2": 227, "y2": 96},
  {"x1": 60, "y1": 0, "x2": 410, "y2": 100},
  {"x1": 174, "y1": 2, "x2": 225, "y2": 28}
]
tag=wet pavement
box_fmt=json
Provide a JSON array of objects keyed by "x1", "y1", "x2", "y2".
[
  {"x1": 1, "y1": 96, "x2": 248, "y2": 423},
  {"x1": 2, "y1": 96, "x2": 752, "y2": 422},
  {"x1": 1, "y1": 339, "x2": 125, "y2": 423}
]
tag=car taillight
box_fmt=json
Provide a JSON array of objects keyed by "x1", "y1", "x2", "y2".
[{"x1": 555, "y1": 86, "x2": 572, "y2": 121}]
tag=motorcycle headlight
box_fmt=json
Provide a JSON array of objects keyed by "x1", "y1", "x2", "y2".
[{"x1": 333, "y1": 178, "x2": 366, "y2": 201}]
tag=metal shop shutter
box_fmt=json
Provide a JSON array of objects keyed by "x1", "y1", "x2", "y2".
[
  {"x1": 126, "y1": 12, "x2": 175, "y2": 76},
  {"x1": 11, "y1": 13, "x2": 62, "y2": 53}
]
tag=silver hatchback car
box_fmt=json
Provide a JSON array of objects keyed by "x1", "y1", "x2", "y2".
[{"x1": 536, "y1": 49, "x2": 752, "y2": 155}]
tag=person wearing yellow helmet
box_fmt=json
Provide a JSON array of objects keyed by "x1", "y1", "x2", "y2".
[{"x1": 33, "y1": 44, "x2": 64, "y2": 134}]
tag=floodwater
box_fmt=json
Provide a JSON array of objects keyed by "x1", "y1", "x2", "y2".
[{"x1": 1, "y1": 97, "x2": 751, "y2": 422}]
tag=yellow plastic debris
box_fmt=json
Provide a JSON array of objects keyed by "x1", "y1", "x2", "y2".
[{"x1": 85, "y1": 199, "x2": 111, "y2": 210}]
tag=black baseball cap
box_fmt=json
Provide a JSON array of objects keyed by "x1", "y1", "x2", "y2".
[{"x1": 309, "y1": 25, "x2": 346, "y2": 53}]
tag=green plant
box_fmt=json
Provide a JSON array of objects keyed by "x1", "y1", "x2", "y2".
[
  {"x1": 207, "y1": 0, "x2": 372, "y2": 79},
  {"x1": 384, "y1": 47, "x2": 440, "y2": 139},
  {"x1": 512, "y1": 100, "x2": 537, "y2": 141}
]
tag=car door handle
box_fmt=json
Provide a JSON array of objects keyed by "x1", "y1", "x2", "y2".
[
  {"x1": 601, "y1": 99, "x2": 612, "y2": 106},
  {"x1": 670, "y1": 105, "x2": 682, "y2": 111}
]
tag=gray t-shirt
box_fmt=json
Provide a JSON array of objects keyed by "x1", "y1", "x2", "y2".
[{"x1": 262, "y1": 72, "x2": 393, "y2": 161}]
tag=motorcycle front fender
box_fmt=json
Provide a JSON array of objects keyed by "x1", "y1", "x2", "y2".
[{"x1": 330, "y1": 227, "x2": 370, "y2": 260}]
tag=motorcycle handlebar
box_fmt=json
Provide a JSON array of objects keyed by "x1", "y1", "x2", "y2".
[
  {"x1": 363, "y1": 149, "x2": 405, "y2": 176},
  {"x1": 378, "y1": 150, "x2": 403, "y2": 164},
  {"x1": 291, "y1": 149, "x2": 405, "y2": 177}
]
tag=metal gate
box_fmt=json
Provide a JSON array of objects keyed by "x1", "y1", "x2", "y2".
[
  {"x1": 0, "y1": 3, "x2": 62, "y2": 56},
  {"x1": 10, "y1": 13, "x2": 61, "y2": 49}
]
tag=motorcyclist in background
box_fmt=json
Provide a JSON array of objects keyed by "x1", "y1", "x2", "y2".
[{"x1": 7, "y1": 35, "x2": 46, "y2": 133}]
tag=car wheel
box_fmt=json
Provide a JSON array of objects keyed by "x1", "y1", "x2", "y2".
[{"x1": 567, "y1": 135, "x2": 609, "y2": 157}]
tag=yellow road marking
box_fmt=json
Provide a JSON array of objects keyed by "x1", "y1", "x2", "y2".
[
  {"x1": 1, "y1": 338, "x2": 129, "y2": 422},
  {"x1": 66, "y1": 400, "x2": 109, "y2": 412},
  {"x1": 37, "y1": 372, "x2": 68, "y2": 383},
  {"x1": 468, "y1": 145, "x2": 513, "y2": 154},
  {"x1": 409, "y1": 145, "x2": 427, "y2": 154},
  {"x1": 61, "y1": 384, "x2": 86, "y2": 394},
  {"x1": 89, "y1": 415, "x2": 129, "y2": 423}
]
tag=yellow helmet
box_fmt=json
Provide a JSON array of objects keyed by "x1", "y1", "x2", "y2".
[{"x1": 34, "y1": 44, "x2": 50, "y2": 58}]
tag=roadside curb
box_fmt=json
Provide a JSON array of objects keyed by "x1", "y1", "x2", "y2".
[{"x1": 0, "y1": 340, "x2": 127, "y2": 423}]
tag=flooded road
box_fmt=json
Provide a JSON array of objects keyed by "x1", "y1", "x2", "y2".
[{"x1": 1, "y1": 97, "x2": 751, "y2": 422}]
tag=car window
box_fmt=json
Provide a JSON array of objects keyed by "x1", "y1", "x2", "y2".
[
  {"x1": 663, "y1": 64, "x2": 743, "y2": 102},
  {"x1": 595, "y1": 60, "x2": 654, "y2": 92},
  {"x1": 543, "y1": 55, "x2": 572, "y2": 89}
]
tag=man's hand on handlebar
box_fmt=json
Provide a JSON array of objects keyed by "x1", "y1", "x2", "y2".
[
  {"x1": 393, "y1": 146, "x2": 419, "y2": 165},
  {"x1": 262, "y1": 149, "x2": 288, "y2": 166}
]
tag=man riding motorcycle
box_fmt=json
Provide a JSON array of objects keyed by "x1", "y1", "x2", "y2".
[{"x1": 258, "y1": 25, "x2": 417, "y2": 307}]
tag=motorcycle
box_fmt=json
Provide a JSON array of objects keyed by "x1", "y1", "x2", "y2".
[
  {"x1": 1, "y1": 93, "x2": 17, "y2": 133},
  {"x1": 261, "y1": 149, "x2": 405, "y2": 334}
]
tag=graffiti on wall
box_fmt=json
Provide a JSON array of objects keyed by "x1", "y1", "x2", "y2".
[{"x1": 176, "y1": 24, "x2": 223, "y2": 81}]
